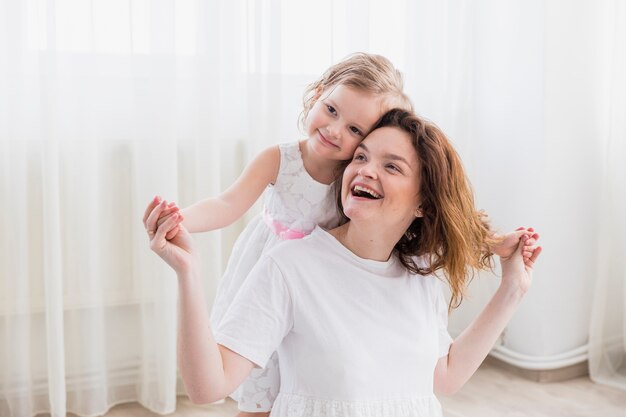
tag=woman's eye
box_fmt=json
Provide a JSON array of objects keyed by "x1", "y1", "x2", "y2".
[
  {"x1": 386, "y1": 164, "x2": 400, "y2": 172},
  {"x1": 350, "y1": 126, "x2": 362, "y2": 136},
  {"x1": 326, "y1": 105, "x2": 337, "y2": 115},
  {"x1": 354, "y1": 154, "x2": 366, "y2": 161}
]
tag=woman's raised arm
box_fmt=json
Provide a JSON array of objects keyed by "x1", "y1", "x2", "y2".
[
  {"x1": 144, "y1": 200, "x2": 255, "y2": 403},
  {"x1": 434, "y1": 234, "x2": 542, "y2": 396}
]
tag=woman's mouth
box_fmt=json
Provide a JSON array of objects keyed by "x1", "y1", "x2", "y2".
[{"x1": 350, "y1": 184, "x2": 383, "y2": 200}]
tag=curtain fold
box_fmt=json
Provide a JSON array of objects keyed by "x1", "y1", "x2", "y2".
[
  {"x1": 1, "y1": 1, "x2": 625, "y2": 417},
  {"x1": 588, "y1": 0, "x2": 626, "y2": 391}
]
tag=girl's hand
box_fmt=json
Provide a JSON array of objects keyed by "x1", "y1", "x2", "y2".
[
  {"x1": 492, "y1": 227, "x2": 540, "y2": 261},
  {"x1": 499, "y1": 233, "x2": 542, "y2": 295},
  {"x1": 143, "y1": 196, "x2": 196, "y2": 274}
]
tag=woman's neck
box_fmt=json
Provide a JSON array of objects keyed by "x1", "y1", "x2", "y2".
[
  {"x1": 299, "y1": 139, "x2": 340, "y2": 185},
  {"x1": 328, "y1": 222, "x2": 403, "y2": 262}
]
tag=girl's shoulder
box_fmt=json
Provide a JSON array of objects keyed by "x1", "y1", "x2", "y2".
[
  {"x1": 276, "y1": 141, "x2": 304, "y2": 166},
  {"x1": 273, "y1": 141, "x2": 310, "y2": 181}
]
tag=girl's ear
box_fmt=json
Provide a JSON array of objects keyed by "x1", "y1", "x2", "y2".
[{"x1": 313, "y1": 85, "x2": 325, "y2": 102}]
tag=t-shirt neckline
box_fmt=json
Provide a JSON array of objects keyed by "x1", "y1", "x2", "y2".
[{"x1": 312, "y1": 226, "x2": 399, "y2": 271}]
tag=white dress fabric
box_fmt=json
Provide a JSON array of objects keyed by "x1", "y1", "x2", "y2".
[
  {"x1": 216, "y1": 227, "x2": 454, "y2": 417},
  {"x1": 210, "y1": 141, "x2": 340, "y2": 412}
]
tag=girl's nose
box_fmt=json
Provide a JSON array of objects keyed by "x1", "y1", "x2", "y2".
[{"x1": 327, "y1": 122, "x2": 342, "y2": 139}]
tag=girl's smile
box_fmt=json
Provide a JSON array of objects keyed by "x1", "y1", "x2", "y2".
[{"x1": 317, "y1": 129, "x2": 340, "y2": 149}]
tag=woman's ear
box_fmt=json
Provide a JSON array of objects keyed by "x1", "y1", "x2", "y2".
[{"x1": 415, "y1": 204, "x2": 424, "y2": 218}]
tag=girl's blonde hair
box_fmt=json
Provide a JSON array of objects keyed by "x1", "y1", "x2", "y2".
[
  {"x1": 299, "y1": 53, "x2": 413, "y2": 130},
  {"x1": 335, "y1": 109, "x2": 499, "y2": 310}
]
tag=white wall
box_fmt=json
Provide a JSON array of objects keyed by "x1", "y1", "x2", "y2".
[{"x1": 447, "y1": 0, "x2": 612, "y2": 370}]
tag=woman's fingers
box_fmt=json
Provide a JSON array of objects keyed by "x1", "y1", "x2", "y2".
[
  {"x1": 143, "y1": 196, "x2": 161, "y2": 228},
  {"x1": 166, "y1": 225, "x2": 180, "y2": 240},
  {"x1": 524, "y1": 246, "x2": 542, "y2": 268},
  {"x1": 150, "y1": 213, "x2": 181, "y2": 251},
  {"x1": 146, "y1": 200, "x2": 170, "y2": 237}
]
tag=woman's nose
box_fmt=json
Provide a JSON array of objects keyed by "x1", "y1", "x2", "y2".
[{"x1": 357, "y1": 163, "x2": 377, "y2": 179}]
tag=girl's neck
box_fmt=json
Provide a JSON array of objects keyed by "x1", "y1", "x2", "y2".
[
  {"x1": 299, "y1": 139, "x2": 340, "y2": 185},
  {"x1": 328, "y1": 222, "x2": 402, "y2": 262}
]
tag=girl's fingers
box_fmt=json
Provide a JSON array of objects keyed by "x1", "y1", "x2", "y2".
[
  {"x1": 142, "y1": 196, "x2": 161, "y2": 227},
  {"x1": 157, "y1": 207, "x2": 180, "y2": 226}
]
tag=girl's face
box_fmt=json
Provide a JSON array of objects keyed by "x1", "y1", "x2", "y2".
[
  {"x1": 305, "y1": 85, "x2": 383, "y2": 161},
  {"x1": 341, "y1": 126, "x2": 421, "y2": 230}
]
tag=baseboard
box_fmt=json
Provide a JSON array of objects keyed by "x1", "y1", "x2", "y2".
[{"x1": 485, "y1": 356, "x2": 589, "y2": 382}]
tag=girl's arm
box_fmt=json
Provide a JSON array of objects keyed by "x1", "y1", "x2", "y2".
[
  {"x1": 178, "y1": 145, "x2": 281, "y2": 233},
  {"x1": 145, "y1": 202, "x2": 255, "y2": 403},
  {"x1": 433, "y1": 234, "x2": 542, "y2": 396}
]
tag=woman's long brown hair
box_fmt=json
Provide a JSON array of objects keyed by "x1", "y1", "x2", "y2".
[{"x1": 334, "y1": 109, "x2": 498, "y2": 310}]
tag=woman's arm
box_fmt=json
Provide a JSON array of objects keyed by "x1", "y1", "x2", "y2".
[
  {"x1": 145, "y1": 202, "x2": 254, "y2": 403},
  {"x1": 176, "y1": 268, "x2": 255, "y2": 404},
  {"x1": 433, "y1": 234, "x2": 542, "y2": 396}
]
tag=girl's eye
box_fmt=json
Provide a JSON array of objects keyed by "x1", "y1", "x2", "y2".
[
  {"x1": 386, "y1": 164, "x2": 400, "y2": 172},
  {"x1": 326, "y1": 105, "x2": 337, "y2": 115},
  {"x1": 349, "y1": 126, "x2": 363, "y2": 136}
]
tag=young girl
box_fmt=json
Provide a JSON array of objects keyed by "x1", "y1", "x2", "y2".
[
  {"x1": 145, "y1": 53, "x2": 413, "y2": 417},
  {"x1": 145, "y1": 109, "x2": 541, "y2": 417}
]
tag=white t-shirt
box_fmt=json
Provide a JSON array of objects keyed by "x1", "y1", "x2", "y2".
[{"x1": 215, "y1": 226, "x2": 453, "y2": 417}]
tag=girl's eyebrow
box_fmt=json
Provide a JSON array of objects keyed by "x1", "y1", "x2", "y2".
[{"x1": 358, "y1": 143, "x2": 411, "y2": 167}]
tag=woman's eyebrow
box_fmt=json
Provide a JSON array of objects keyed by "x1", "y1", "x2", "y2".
[
  {"x1": 385, "y1": 153, "x2": 410, "y2": 166},
  {"x1": 357, "y1": 143, "x2": 410, "y2": 166}
]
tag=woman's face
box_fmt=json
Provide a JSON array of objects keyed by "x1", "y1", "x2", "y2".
[{"x1": 341, "y1": 126, "x2": 421, "y2": 231}]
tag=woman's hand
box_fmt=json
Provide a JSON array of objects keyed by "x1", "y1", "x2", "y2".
[
  {"x1": 143, "y1": 196, "x2": 181, "y2": 240},
  {"x1": 143, "y1": 196, "x2": 196, "y2": 274},
  {"x1": 499, "y1": 233, "x2": 542, "y2": 295}
]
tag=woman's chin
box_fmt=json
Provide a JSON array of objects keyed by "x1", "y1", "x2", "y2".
[{"x1": 342, "y1": 206, "x2": 377, "y2": 223}]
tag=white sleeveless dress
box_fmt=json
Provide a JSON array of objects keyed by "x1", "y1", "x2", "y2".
[{"x1": 210, "y1": 141, "x2": 340, "y2": 412}]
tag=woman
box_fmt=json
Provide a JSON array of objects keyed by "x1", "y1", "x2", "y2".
[{"x1": 144, "y1": 109, "x2": 541, "y2": 416}]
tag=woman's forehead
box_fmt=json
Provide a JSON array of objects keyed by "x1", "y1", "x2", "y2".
[{"x1": 363, "y1": 126, "x2": 412, "y2": 150}]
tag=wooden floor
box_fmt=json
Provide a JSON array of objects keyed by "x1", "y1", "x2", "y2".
[{"x1": 77, "y1": 361, "x2": 626, "y2": 417}]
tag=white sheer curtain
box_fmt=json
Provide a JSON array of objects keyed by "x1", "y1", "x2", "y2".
[
  {"x1": 0, "y1": 1, "x2": 297, "y2": 416},
  {"x1": 1, "y1": 1, "x2": 625, "y2": 417},
  {"x1": 589, "y1": 0, "x2": 626, "y2": 390}
]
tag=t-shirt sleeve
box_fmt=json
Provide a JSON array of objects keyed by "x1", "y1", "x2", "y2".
[
  {"x1": 434, "y1": 279, "x2": 453, "y2": 358},
  {"x1": 214, "y1": 255, "x2": 293, "y2": 368}
]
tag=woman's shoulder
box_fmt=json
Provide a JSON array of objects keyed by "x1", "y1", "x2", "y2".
[{"x1": 262, "y1": 229, "x2": 327, "y2": 267}]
